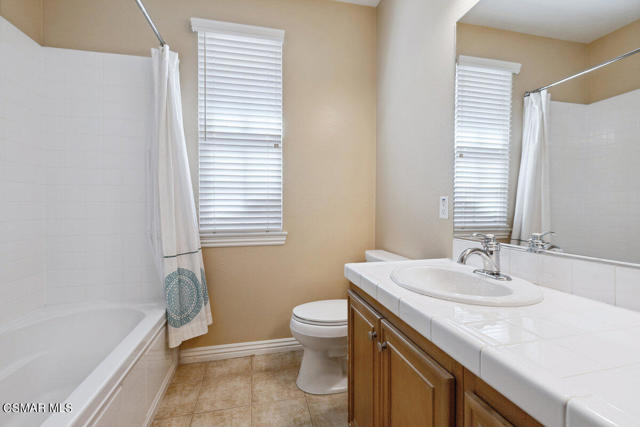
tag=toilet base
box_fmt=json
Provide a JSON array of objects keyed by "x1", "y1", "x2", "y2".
[{"x1": 295, "y1": 347, "x2": 347, "y2": 395}]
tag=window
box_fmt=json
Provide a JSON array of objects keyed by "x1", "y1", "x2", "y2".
[
  {"x1": 454, "y1": 56, "x2": 520, "y2": 236},
  {"x1": 192, "y1": 18, "x2": 286, "y2": 247}
]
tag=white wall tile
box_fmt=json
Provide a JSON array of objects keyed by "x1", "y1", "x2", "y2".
[
  {"x1": 615, "y1": 266, "x2": 640, "y2": 311},
  {"x1": 509, "y1": 250, "x2": 539, "y2": 283},
  {"x1": 538, "y1": 254, "x2": 572, "y2": 293},
  {"x1": 0, "y1": 18, "x2": 159, "y2": 325},
  {"x1": 571, "y1": 260, "x2": 615, "y2": 305}
]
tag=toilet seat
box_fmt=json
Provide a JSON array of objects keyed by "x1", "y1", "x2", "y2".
[
  {"x1": 290, "y1": 316, "x2": 347, "y2": 338},
  {"x1": 292, "y1": 300, "x2": 347, "y2": 327}
]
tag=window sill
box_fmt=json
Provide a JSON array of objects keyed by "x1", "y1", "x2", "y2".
[{"x1": 200, "y1": 231, "x2": 288, "y2": 248}]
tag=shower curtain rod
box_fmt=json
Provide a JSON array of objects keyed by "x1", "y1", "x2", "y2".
[
  {"x1": 134, "y1": 0, "x2": 166, "y2": 46},
  {"x1": 524, "y1": 46, "x2": 640, "y2": 97}
]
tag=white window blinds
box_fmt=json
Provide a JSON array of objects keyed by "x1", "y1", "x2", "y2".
[
  {"x1": 454, "y1": 56, "x2": 520, "y2": 235},
  {"x1": 192, "y1": 18, "x2": 286, "y2": 245}
]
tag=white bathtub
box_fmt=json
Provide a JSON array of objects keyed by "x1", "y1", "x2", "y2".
[{"x1": 0, "y1": 303, "x2": 176, "y2": 427}]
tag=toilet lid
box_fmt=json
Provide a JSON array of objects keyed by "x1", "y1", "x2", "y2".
[{"x1": 293, "y1": 299, "x2": 347, "y2": 326}]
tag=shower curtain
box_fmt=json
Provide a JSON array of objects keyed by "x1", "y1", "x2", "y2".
[
  {"x1": 512, "y1": 90, "x2": 551, "y2": 243},
  {"x1": 151, "y1": 45, "x2": 212, "y2": 348}
]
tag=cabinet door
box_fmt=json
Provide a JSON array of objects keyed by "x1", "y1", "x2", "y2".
[
  {"x1": 379, "y1": 320, "x2": 455, "y2": 427},
  {"x1": 348, "y1": 291, "x2": 383, "y2": 427},
  {"x1": 464, "y1": 392, "x2": 513, "y2": 427}
]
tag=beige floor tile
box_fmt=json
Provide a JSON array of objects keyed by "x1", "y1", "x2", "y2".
[
  {"x1": 252, "y1": 367, "x2": 305, "y2": 403},
  {"x1": 151, "y1": 414, "x2": 192, "y2": 427},
  {"x1": 195, "y1": 374, "x2": 251, "y2": 413},
  {"x1": 155, "y1": 382, "x2": 201, "y2": 419},
  {"x1": 190, "y1": 406, "x2": 251, "y2": 427},
  {"x1": 251, "y1": 398, "x2": 313, "y2": 427},
  {"x1": 253, "y1": 350, "x2": 303, "y2": 372},
  {"x1": 205, "y1": 356, "x2": 253, "y2": 380},
  {"x1": 171, "y1": 362, "x2": 206, "y2": 385},
  {"x1": 306, "y1": 393, "x2": 348, "y2": 427}
]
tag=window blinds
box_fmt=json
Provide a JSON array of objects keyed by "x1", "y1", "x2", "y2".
[
  {"x1": 454, "y1": 56, "x2": 520, "y2": 234},
  {"x1": 193, "y1": 19, "x2": 285, "y2": 236}
]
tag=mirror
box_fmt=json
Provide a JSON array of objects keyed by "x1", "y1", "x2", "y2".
[{"x1": 454, "y1": 0, "x2": 640, "y2": 264}]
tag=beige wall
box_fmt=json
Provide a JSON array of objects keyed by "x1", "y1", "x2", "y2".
[
  {"x1": 456, "y1": 23, "x2": 588, "y2": 229},
  {"x1": 588, "y1": 19, "x2": 640, "y2": 103},
  {"x1": 0, "y1": 0, "x2": 43, "y2": 44},
  {"x1": 40, "y1": 0, "x2": 376, "y2": 348},
  {"x1": 375, "y1": 0, "x2": 479, "y2": 259}
]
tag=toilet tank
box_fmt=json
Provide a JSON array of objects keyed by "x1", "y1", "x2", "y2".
[{"x1": 365, "y1": 250, "x2": 409, "y2": 262}]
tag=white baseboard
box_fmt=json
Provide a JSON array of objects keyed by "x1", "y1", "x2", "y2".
[{"x1": 179, "y1": 337, "x2": 302, "y2": 364}]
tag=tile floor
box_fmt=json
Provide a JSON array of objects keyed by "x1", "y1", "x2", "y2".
[{"x1": 152, "y1": 350, "x2": 347, "y2": 427}]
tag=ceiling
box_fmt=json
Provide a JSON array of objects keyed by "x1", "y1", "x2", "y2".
[{"x1": 460, "y1": 0, "x2": 640, "y2": 43}]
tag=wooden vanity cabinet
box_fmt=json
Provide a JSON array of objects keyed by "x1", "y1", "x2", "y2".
[
  {"x1": 348, "y1": 286, "x2": 543, "y2": 427},
  {"x1": 379, "y1": 319, "x2": 455, "y2": 426},
  {"x1": 464, "y1": 392, "x2": 513, "y2": 427},
  {"x1": 348, "y1": 291, "x2": 382, "y2": 426}
]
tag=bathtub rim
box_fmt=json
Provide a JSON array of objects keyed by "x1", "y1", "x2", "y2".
[{"x1": 30, "y1": 301, "x2": 168, "y2": 426}]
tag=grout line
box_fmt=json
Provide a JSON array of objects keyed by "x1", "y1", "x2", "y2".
[{"x1": 303, "y1": 392, "x2": 315, "y2": 426}]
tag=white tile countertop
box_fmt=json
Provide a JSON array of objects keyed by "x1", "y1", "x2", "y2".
[{"x1": 345, "y1": 258, "x2": 640, "y2": 427}]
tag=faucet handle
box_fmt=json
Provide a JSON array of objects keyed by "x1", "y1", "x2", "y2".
[
  {"x1": 530, "y1": 231, "x2": 554, "y2": 241},
  {"x1": 472, "y1": 233, "x2": 498, "y2": 250},
  {"x1": 528, "y1": 231, "x2": 555, "y2": 252}
]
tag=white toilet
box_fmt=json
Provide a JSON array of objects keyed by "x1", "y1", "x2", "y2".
[
  {"x1": 290, "y1": 299, "x2": 348, "y2": 394},
  {"x1": 290, "y1": 251, "x2": 408, "y2": 394}
]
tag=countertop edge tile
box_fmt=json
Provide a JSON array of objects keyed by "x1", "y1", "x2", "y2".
[
  {"x1": 431, "y1": 316, "x2": 486, "y2": 376},
  {"x1": 566, "y1": 396, "x2": 636, "y2": 427},
  {"x1": 480, "y1": 346, "x2": 578, "y2": 427}
]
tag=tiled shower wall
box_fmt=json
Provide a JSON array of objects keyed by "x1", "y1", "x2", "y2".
[
  {"x1": 453, "y1": 238, "x2": 640, "y2": 311},
  {"x1": 549, "y1": 91, "x2": 640, "y2": 264},
  {"x1": 0, "y1": 18, "x2": 160, "y2": 323},
  {"x1": 42, "y1": 47, "x2": 159, "y2": 304},
  {"x1": 0, "y1": 18, "x2": 47, "y2": 323}
]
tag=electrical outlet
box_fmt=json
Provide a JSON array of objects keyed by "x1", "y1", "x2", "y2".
[{"x1": 439, "y1": 196, "x2": 449, "y2": 219}]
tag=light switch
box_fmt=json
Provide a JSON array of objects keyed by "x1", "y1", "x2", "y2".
[{"x1": 439, "y1": 196, "x2": 449, "y2": 219}]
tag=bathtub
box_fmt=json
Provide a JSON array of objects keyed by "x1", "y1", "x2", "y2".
[{"x1": 0, "y1": 303, "x2": 177, "y2": 427}]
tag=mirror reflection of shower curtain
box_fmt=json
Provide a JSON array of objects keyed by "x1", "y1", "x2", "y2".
[{"x1": 511, "y1": 90, "x2": 551, "y2": 243}]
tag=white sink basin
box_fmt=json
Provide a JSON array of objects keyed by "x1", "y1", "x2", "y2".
[{"x1": 390, "y1": 265, "x2": 543, "y2": 307}]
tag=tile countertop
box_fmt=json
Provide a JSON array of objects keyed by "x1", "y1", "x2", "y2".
[{"x1": 344, "y1": 258, "x2": 640, "y2": 427}]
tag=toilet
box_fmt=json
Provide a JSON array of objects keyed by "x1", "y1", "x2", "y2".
[
  {"x1": 290, "y1": 299, "x2": 348, "y2": 394},
  {"x1": 290, "y1": 250, "x2": 408, "y2": 395}
]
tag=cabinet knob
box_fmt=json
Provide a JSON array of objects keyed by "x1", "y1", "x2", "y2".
[
  {"x1": 368, "y1": 330, "x2": 377, "y2": 340},
  {"x1": 377, "y1": 341, "x2": 388, "y2": 352}
]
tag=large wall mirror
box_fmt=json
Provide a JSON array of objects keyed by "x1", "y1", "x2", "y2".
[{"x1": 454, "y1": 0, "x2": 640, "y2": 264}]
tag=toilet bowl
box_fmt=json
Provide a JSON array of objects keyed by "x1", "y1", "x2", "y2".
[{"x1": 290, "y1": 299, "x2": 347, "y2": 395}]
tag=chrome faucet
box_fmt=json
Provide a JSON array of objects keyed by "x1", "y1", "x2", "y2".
[
  {"x1": 457, "y1": 233, "x2": 511, "y2": 281},
  {"x1": 527, "y1": 231, "x2": 557, "y2": 252}
]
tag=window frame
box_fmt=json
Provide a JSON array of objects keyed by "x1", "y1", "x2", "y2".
[{"x1": 192, "y1": 18, "x2": 287, "y2": 247}]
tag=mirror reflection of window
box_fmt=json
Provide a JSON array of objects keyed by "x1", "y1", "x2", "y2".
[{"x1": 454, "y1": 56, "x2": 521, "y2": 239}]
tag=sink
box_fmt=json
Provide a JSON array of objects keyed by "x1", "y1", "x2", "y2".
[{"x1": 390, "y1": 265, "x2": 543, "y2": 307}]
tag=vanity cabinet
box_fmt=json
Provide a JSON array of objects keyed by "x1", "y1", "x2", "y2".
[
  {"x1": 464, "y1": 392, "x2": 513, "y2": 427},
  {"x1": 379, "y1": 319, "x2": 455, "y2": 426},
  {"x1": 348, "y1": 293, "x2": 382, "y2": 426},
  {"x1": 348, "y1": 287, "x2": 542, "y2": 427}
]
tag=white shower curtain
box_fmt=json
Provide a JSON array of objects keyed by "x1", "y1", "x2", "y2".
[
  {"x1": 512, "y1": 90, "x2": 551, "y2": 243},
  {"x1": 151, "y1": 45, "x2": 212, "y2": 348}
]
